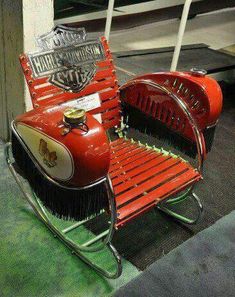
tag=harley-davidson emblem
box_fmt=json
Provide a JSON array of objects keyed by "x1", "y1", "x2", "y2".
[
  {"x1": 36, "y1": 25, "x2": 86, "y2": 50},
  {"x1": 49, "y1": 63, "x2": 96, "y2": 92},
  {"x1": 27, "y1": 26, "x2": 105, "y2": 92},
  {"x1": 39, "y1": 139, "x2": 57, "y2": 168}
]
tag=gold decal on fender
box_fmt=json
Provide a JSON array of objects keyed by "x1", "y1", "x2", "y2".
[{"x1": 39, "y1": 139, "x2": 57, "y2": 168}]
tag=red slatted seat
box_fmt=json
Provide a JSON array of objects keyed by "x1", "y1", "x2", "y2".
[{"x1": 110, "y1": 138, "x2": 202, "y2": 228}]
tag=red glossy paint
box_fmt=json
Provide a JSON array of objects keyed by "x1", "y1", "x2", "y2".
[
  {"x1": 19, "y1": 37, "x2": 121, "y2": 131},
  {"x1": 109, "y1": 138, "x2": 201, "y2": 229},
  {"x1": 15, "y1": 104, "x2": 111, "y2": 187},
  {"x1": 17, "y1": 34, "x2": 214, "y2": 226},
  {"x1": 120, "y1": 72, "x2": 223, "y2": 145}
]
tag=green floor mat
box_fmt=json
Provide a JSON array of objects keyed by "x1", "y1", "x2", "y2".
[{"x1": 0, "y1": 142, "x2": 139, "y2": 297}]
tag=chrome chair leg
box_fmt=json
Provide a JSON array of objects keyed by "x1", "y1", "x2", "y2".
[
  {"x1": 4, "y1": 142, "x2": 122, "y2": 279},
  {"x1": 157, "y1": 191, "x2": 203, "y2": 225}
]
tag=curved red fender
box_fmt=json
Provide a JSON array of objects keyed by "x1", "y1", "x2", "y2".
[
  {"x1": 120, "y1": 71, "x2": 223, "y2": 157},
  {"x1": 136, "y1": 72, "x2": 223, "y2": 127}
]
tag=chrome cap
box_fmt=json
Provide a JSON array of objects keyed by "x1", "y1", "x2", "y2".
[{"x1": 190, "y1": 68, "x2": 207, "y2": 77}]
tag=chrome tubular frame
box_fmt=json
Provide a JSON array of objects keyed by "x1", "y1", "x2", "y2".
[
  {"x1": 120, "y1": 79, "x2": 204, "y2": 224},
  {"x1": 157, "y1": 191, "x2": 203, "y2": 225},
  {"x1": 5, "y1": 142, "x2": 122, "y2": 279},
  {"x1": 5, "y1": 77, "x2": 205, "y2": 279}
]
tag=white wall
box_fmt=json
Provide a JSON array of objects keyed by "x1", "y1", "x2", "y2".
[
  {"x1": 0, "y1": 0, "x2": 54, "y2": 141},
  {"x1": 23, "y1": 0, "x2": 54, "y2": 111}
]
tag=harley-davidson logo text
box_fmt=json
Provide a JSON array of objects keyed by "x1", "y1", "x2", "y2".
[{"x1": 28, "y1": 42, "x2": 104, "y2": 78}]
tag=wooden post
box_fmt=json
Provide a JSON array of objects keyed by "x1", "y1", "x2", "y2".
[{"x1": 0, "y1": 0, "x2": 54, "y2": 141}]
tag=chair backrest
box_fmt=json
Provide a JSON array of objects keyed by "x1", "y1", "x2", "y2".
[{"x1": 19, "y1": 36, "x2": 121, "y2": 131}]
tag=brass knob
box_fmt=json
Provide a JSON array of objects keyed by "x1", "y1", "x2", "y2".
[{"x1": 63, "y1": 108, "x2": 86, "y2": 125}]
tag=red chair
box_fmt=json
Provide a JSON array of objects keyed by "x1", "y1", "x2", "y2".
[{"x1": 5, "y1": 27, "x2": 222, "y2": 278}]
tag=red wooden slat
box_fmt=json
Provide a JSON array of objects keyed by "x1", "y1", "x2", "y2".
[
  {"x1": 110, "y1": 138, "x2": 129, "y2": 150},
  {"x1": 116, "y1": 172, "x2": 200, "y2": 228},
  {"x1": 117, "y1": 168, "x2": 200, "y2": 221},
  {"x1": 37, "y1": 88, "x2": 118, "y2": 110},
  {"x1": 36, "y1": 85, "x2": 62, "y2": 98},
  {"x1": 110, "y1": 141, "x2": 137, "y2": 158},
  {"x1": 110, "y1": 148, "x2": 152, "y2": 173},
  {"x1": 116, "y1": 202, "x2": 156, "y2": 228},
  {"x1": 114, "y1": 157, "x2": 179, "y2": 196},
  {"x1": 40, "y1": 78, "x2": 117, "y2": 104},
  {"x1": 111, "y1": 143, "x2": 139, "y2": 160},
  {"x1": 110, "y1": 151, "x2": 157, "y2": 179},
  {"x1": 94, "y1": 68, "x2": 114, "y2": 80},
  {"x1": 31, "y1": 77, "x2": 49, "y2": 86},
  {"x1": 110, "y1": 145, "x2": 147, "y2": 166},
  {"x1": 102, "y1": 118, "x2": 120, "y2": 130},
  {"x1": 99, "y1": 88, "x2": 118, "y2": 101},
  {"x1": 115, "y1": 161, "x2": 190, "y2": 207},
  {"x1": 91, "y1": 97, "x2": 119, "y2": 114},
  {"x1": 153, "y1": 171, "x2": 201, "y2": 200},
  {"x1": 111, "y1": 139, "x2": 132, "y2": 150},
  {"x1": 112, "y1": 153, "x2": 165, "y2": 186},
  {"x1": 102, "y1": 108, "x2": 121, "y2": 121}
]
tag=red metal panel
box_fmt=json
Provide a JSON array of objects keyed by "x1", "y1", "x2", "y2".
[{"x1": 121, "y1": 72, "x2": 223, "y2": 147}]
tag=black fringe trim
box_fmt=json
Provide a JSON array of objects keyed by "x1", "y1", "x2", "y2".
[
  {"x1": 12, "y1": 133, "x2": 109, "y2": 221},
  {"x1": 123, "y1": 103, "x2": 216, "y2": 158}
]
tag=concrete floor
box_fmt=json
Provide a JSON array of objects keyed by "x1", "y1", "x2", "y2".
[{"x1": 108, "y1": 8, "x2": 235, "y2": 52}]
